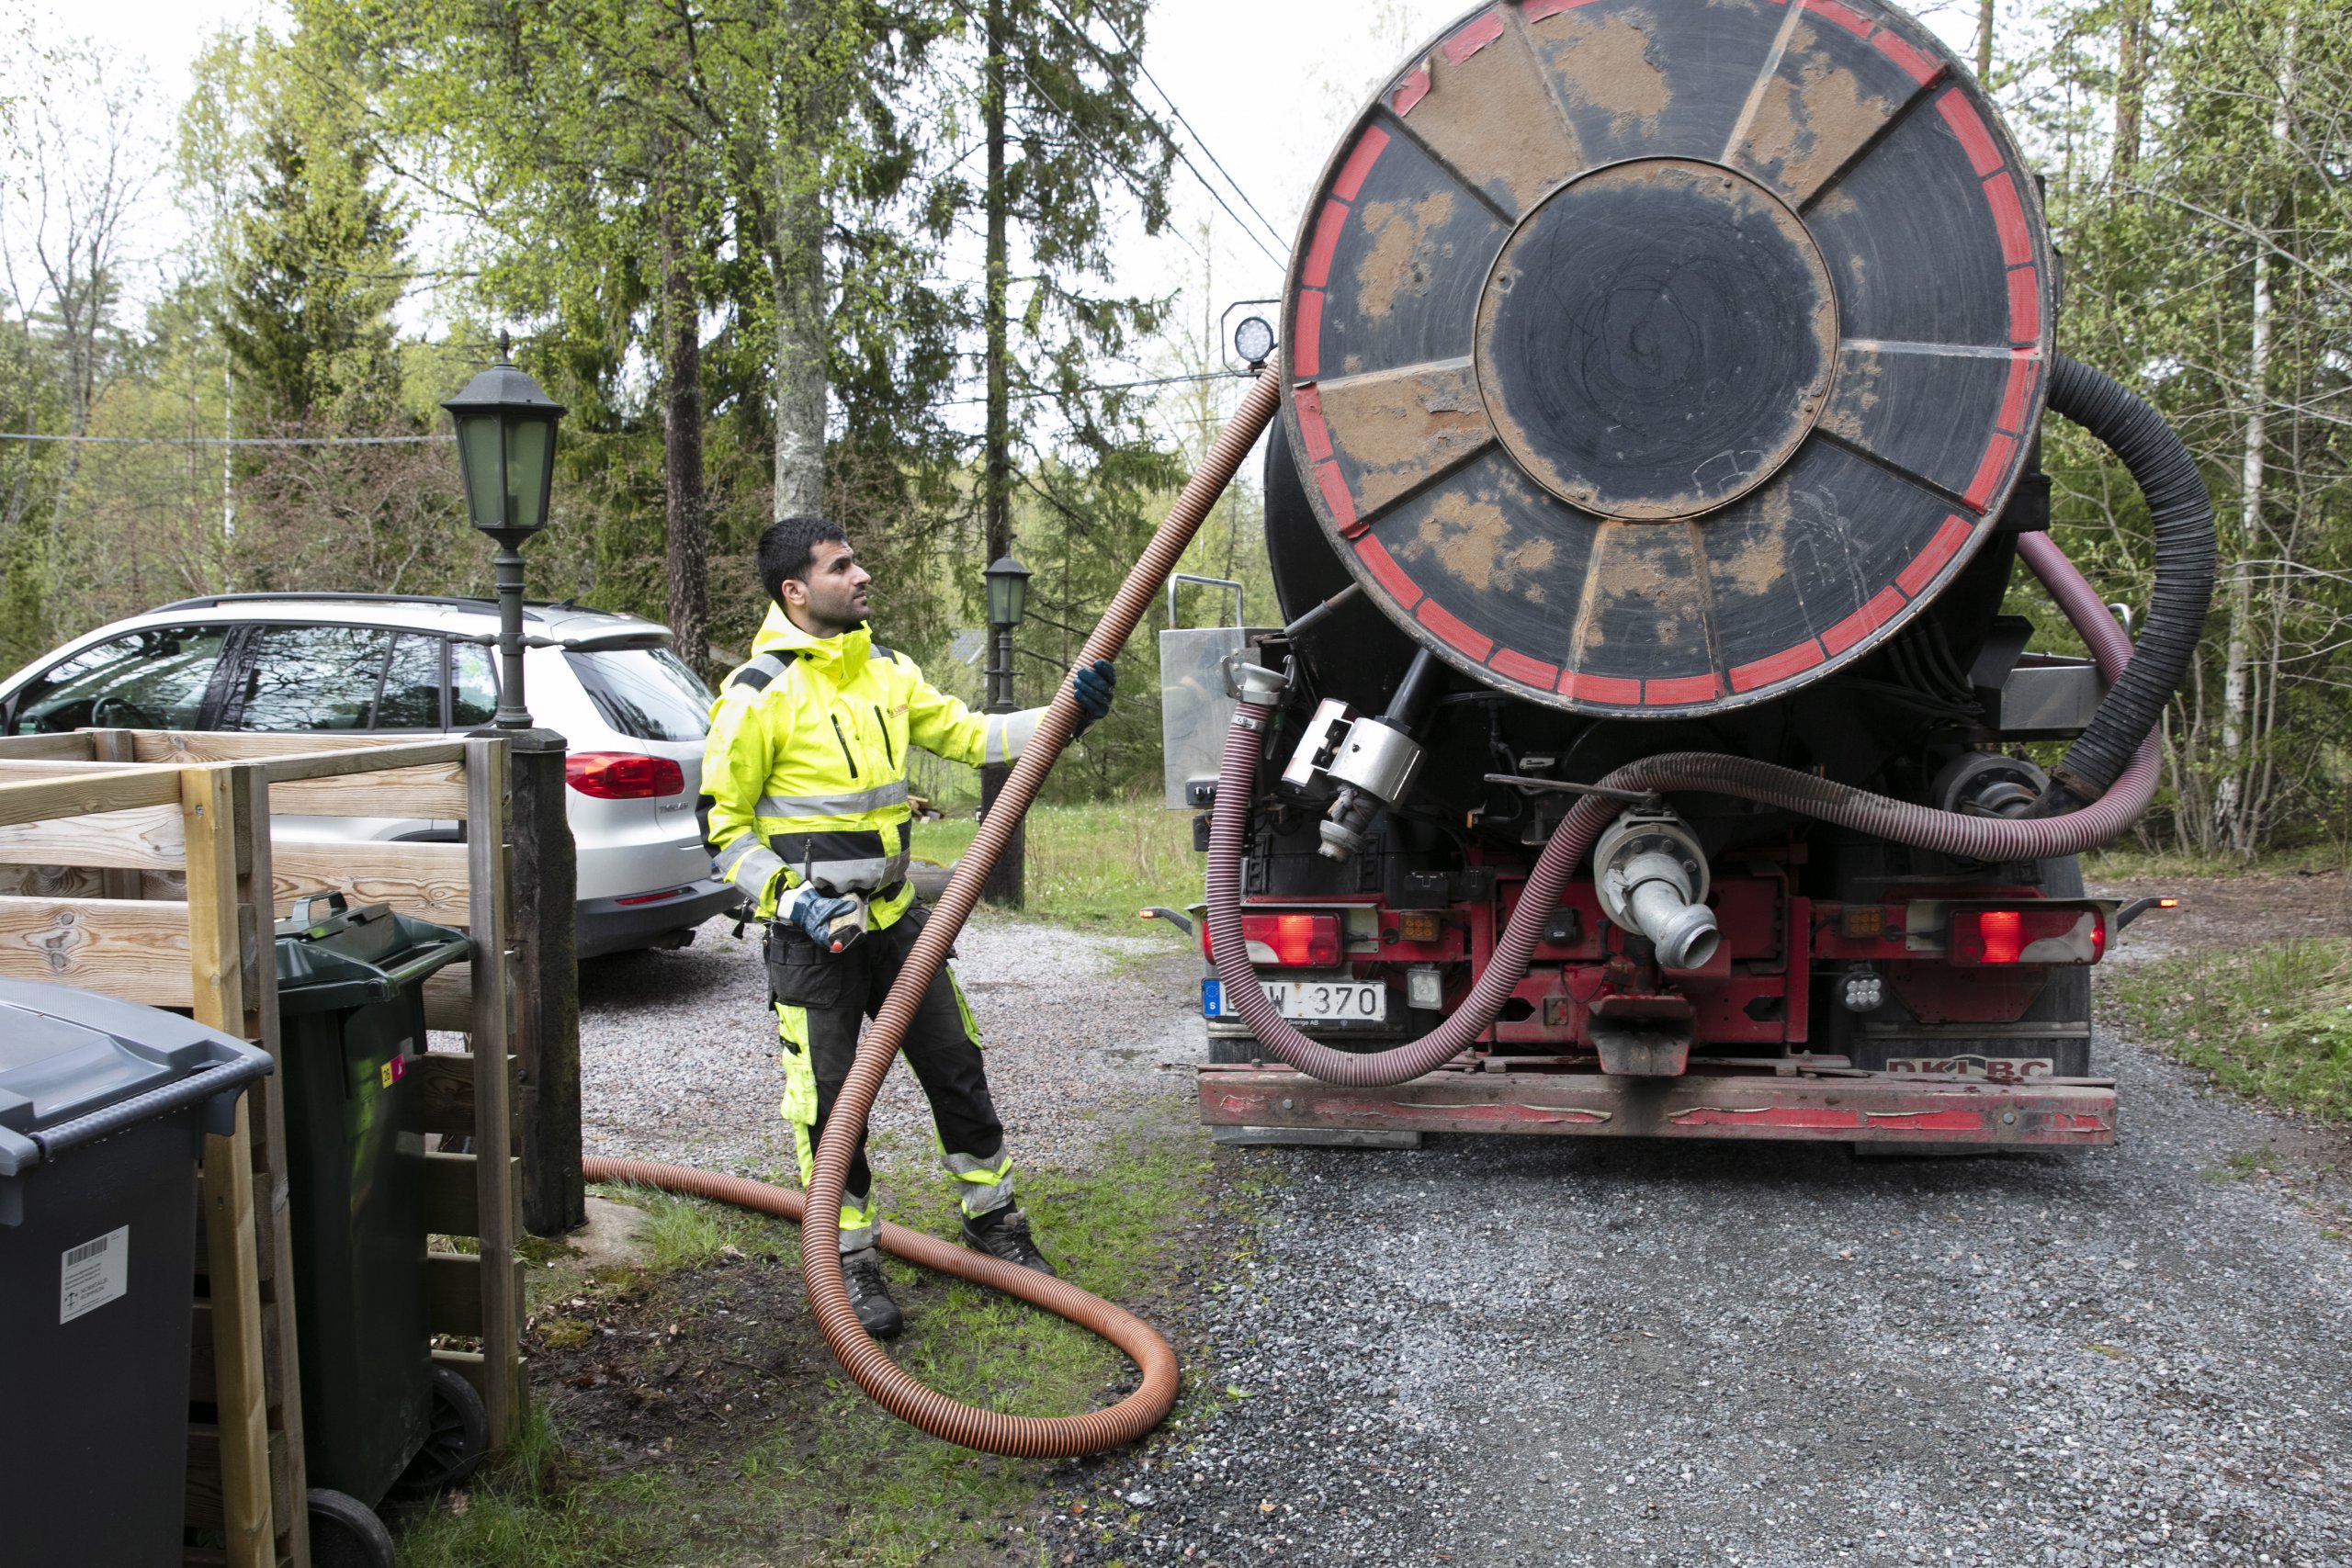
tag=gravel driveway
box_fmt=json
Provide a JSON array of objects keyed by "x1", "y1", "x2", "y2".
[
  {"x1": 574, "y1": 910, "x2": 2352, "y2": 1568},
  {"x1": 1046, "y1": 1051, "x2": 2352, "y2": 1568},
  {"x1": 577, "y1": 908, "x2": 1198, "y2": 1181}
]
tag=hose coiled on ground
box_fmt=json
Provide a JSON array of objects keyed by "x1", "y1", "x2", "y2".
[
  {"x1": 581, "y1": 1156, "x2": 1179, "y2": 1441},
  {"x1": 1205, "y1": 364, "x2": 2196, "y2": 1089}
]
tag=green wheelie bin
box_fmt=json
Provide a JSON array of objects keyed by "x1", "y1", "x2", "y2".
[{"x1": 273, "y1": 893, "x2": 483, "y2": 1566}]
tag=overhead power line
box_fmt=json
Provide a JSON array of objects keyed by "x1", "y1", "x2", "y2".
[
  {"x1": 1048, "y1": 0, "x2": 1294, "y2": 259},
  {"x1": 1026, "y1": 0, "x2": 1291, "y2": 272}
]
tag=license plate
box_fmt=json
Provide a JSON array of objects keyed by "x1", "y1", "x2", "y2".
[{"x1": 1204, "y1": 978, "x2": 1387, "y2": 1022}]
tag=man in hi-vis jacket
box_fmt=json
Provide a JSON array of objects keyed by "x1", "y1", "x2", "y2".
[{"x1": 701, "y1": 514, "x2": 1114, "y2": 1337}]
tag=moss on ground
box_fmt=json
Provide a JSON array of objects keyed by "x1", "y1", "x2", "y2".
[{"x1": 2105, "y1": 937, "x2": 2352, "y2": 1122}]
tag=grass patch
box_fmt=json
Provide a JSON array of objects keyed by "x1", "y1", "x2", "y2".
[
  {"x1": 397, "y1": 1122, "x2": 1215, "y2": 1568},
  {"x1": 2199, "y1": 1147, "x2": 2283, "y2": 1182},
  {"x1": 2086, "y1": 841, "x2": 2350, "y2": 881},
  {"x1": 913, "y1": 798, "x2": 1201, "y2": 931},
  {"x1": 2106, "y1": 937, "x2": 2352, "y2": 1121}
]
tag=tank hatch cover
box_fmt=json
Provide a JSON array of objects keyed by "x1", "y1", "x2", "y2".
[{"x1": 1283, "y1": 0, "x2": 2054, "y2": 716}]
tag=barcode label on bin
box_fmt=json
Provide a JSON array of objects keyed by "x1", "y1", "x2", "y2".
[{"x1": 60, "y1": 1224, "x2": 129, "y2": 1324}]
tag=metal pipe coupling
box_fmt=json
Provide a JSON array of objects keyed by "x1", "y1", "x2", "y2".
[{"x1": 1592, "y1": 808, "x2": 1720, "y2": 971}]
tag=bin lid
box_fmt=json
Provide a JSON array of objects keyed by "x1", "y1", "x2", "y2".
[
  {"x1": 0, "y1": 979, "x2": 241, "y2": 1138},
  {"x1": 275, "y1": 893, "x2": 471, "y2": 1015}
]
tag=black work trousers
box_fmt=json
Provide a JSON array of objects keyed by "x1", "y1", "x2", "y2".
[{"x1": 765, "y1": 902, "x2": 1009, "y2": 1250}]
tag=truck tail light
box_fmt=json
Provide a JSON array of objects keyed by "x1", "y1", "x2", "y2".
[
  {"x1": 567, "y1": 751, "x2": 686, "y2": 799},
  {"x1": 1204, "y1": 911, "x2": 1345, "y2": 967},
  {"x1": 1949, "y1": 904, "x2": 2106, "y2": 965}
]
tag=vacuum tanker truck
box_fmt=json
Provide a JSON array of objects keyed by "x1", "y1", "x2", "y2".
[{"x1": 1161, "y1": 0, "x2": 2211, "y2": 1149}]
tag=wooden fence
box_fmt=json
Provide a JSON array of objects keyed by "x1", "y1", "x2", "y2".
[{"x1": 0, "y1": 729, "x2": 525, "y2": 1568}]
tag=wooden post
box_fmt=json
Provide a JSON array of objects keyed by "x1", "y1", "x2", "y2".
[
  {"x1": 184, "y1": 763, "x2": 275, "y2": 1568},
  {"x1": 230, "y1": 760, "x2": 311, "y2": 1568},
  {"x1": 464, "y1": 737, "x2": 525, "y2": 1443},
  {"x1": 507, "y1": 728, "x2": 582, "y2": 1236}
]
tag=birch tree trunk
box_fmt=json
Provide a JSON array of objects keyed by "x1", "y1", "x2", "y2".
[
  {"x1": 2215, "y1": 6, "x2": 2296, "y2": 857},
  {"x1": 771, "y1": 193, "x2": 828, "y2": 520}
]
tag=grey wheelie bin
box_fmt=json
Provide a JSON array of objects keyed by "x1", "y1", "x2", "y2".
[
  {"x1": 273, "y1": 893, "x2": 481, "y2": 1568},
  {"x1": 0, "y1": 978, "x2": 273, "y2": 1567}
]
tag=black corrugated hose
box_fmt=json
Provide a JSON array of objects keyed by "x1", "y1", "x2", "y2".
[{"x1": 2041, "y1": 355, "x2": 2215, "y2": 805}]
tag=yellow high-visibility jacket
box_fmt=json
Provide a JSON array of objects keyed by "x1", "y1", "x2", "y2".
[{"x1": 701, "y1": 606, "x2": 1043, "y2": 932}]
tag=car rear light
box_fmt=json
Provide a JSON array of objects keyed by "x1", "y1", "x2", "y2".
[
  {"x1": 566, "y1": 751, "x2": 686, "y2": 799},
  {"x1": 1948, "y1": 904, "x2": 2106, "y2": 965},
  {"x1": 1203, "y1": 910, "x2": 1345, "y2": 967}
]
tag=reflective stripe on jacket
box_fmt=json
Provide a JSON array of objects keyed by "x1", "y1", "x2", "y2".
[{"x1": 701, "y1": 605, "x2": 1045, "y2": 931}]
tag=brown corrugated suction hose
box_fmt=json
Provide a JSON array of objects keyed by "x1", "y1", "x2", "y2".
[
  {"x1": 581, "y1": 1154, "x2": 1179, "y2": 1441},
  {"x1": 588, "y1": 370, "x2": 1282, "y2": 1459}
]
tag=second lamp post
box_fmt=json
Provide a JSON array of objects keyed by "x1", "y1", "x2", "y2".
[{"x1": 980, "y1": 554, "x2": 1031, "y2": 907}]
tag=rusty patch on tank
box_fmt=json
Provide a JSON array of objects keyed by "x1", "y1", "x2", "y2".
[
  {"x1": 1538, "y1": 11, "x2": 1671, "y2": 130},
  {"x1": 1817, "y1": 344, "x2": 1883, "y2": 442},
  {"x1": 1733, "y1": 37, "x2": 1901, "y2": 205},
  {"x1": 1569, "y1": 522, "x2": 1707, "y2": 657},
  {"x1": 1400, "y1": 17, "x2": 1583, "y2": 215},
  {"x1": 1400, "y1": 487, "x2": 1557, "y2": 599},
  {"x1": 1355, "y1": 192, "x2": 1458, "y2": 321},
  {"x1": 1317, "y1": 360, "x2": 1498, "y2": 519},
  {"x1": 1707, "y1": 477, "x2": 1870, "y2": 636}
]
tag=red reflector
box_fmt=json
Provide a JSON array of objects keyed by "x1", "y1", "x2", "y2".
[
  {"x1": 1949, "y1": 905, "x2": 2105, "y2": 965},
  {"x1": 615, "y1": 887, "x2": 690, "y2": 906},
  {"x1": 1208, "y1": 911, "x2": 1344, "y2": 966},
  {"x1": 566, "y1": 751, "x2": 686, "y2": 799}
]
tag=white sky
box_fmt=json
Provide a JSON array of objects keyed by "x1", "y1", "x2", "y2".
[{"x1": 46, "y1": 0, "x2": 2001, "y2": 395}]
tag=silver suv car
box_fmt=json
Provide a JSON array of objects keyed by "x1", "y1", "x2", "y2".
[{"x1": 0, "y1": 592, "x2": 737, "y2": 958}]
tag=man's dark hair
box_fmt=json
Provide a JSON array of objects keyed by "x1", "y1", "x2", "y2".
[{"x1": 758, "y1": 515, "x2": 849, "y2": 605}]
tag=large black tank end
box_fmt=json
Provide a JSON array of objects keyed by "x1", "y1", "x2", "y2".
[{"x1": 1280, "y1": 0, "x2": 2055, "y2": 717}]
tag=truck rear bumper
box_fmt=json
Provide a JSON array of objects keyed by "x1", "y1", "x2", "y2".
[{"x1": 1197, "y1": 1063, "x2": 2116, "y2": 1147}]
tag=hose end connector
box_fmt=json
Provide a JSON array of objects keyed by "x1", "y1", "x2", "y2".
[{"x1": 1594, "y1": 809, "x2": 1719, "y2": 972}]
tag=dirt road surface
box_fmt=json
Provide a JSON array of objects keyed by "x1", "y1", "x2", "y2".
[{"x1": 578, "y1": 887, "x2": 2351, "y2": 1568}]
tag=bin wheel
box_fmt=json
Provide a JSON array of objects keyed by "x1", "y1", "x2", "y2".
[
  {"x1": 306, "y1": 1488, "x2": 396, "y2": 1568},
  {"x1": 387, "y1": 1363, "x2": 492, "y2": 1500}
]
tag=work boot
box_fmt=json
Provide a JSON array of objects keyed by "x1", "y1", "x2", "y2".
[
  {"x1": 961, "y1": 1205, "x2": 1057, "y2": 1276},
  {"x1": 840, "y1": 1247, "x2": 903, "y2": 1339}
]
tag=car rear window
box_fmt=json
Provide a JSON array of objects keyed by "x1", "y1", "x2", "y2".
[{"x1": 565, "y1": 647, "x2": 712, "y2": 741}]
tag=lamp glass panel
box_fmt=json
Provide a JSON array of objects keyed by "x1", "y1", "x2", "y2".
[
  {"x1": 458, "y1": 415, "x2": 506, "y2": 527},
  {"x1": 505, "y1": 415, "x2": 554, "y2": 531},
  {"x1": 1002, "y1": 569, "x2": 1027, "y2": 627}
]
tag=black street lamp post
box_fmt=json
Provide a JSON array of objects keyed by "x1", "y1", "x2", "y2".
[
  {"x1": 439, "y1": 342, "x2": 585, "y2": 1238},
  {"x1": 442, "y1": 347, "x2": 567, "y2": 728},
  {"x1": 980, "y1": 554, "x2": 1032, "y2": 908}
]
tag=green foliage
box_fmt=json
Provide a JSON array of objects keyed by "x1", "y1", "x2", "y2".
[
  {"x1": 218, "y1": 31, "x2": 408, "y2": 424},
  {"x1": 2016, "y1": 0, "x2": 2352, "y2": 856},
  {"x1": 911, "y1": 797, "x2": 1203, "y2": 930},
  {"x1": 2105, "y1": 938, "x2": 2352, "y2": 1121}
]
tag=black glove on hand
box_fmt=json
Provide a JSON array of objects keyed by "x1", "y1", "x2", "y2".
[{"x1": 1069, "y1": 658, "x2": 1116, "y2": 738}]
